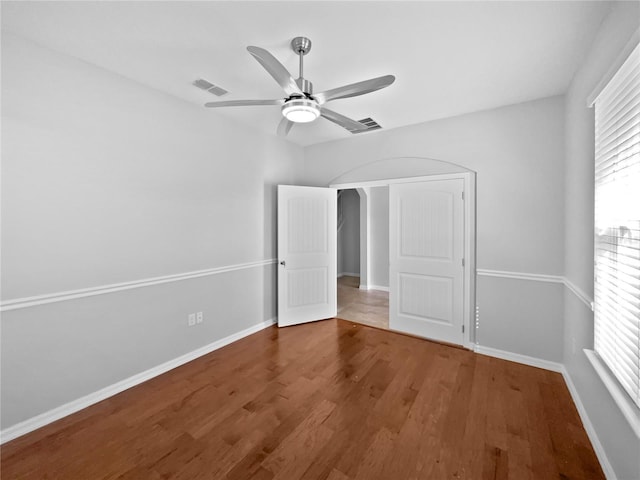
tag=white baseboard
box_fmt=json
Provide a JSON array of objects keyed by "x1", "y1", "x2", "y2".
[
  {"x1": 359, "y1": 284, "x2": 389, "y2": 292},
  {"x1": 475, "y1": 344, "x2": 613, "y2": 479},
  {"x1": 561, "y1": 366, "x2": 616, "y2": 480},
  {"x1": 474, "y1": 344, "x2": 563, "y2": 372},
  {"x1": 370, "y1": 285, "x2": 389, "y2": 292},
  {"x1": 0, "y1": 318, "x2": 277, "y2": 444},
  {"x1": 337, "y1": 272, "x2": 360, "y2": 278}
]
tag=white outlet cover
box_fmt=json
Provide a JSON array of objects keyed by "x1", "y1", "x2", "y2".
[
  {"x1": 188, "y1": 313, "x2": 196, "y2": 326},
  {"x1": 196, "y1": 311, "x2": 203, "y2": 323}
]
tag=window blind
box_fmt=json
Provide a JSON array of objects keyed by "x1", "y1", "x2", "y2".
[{"x1": 594, "y1": 42, "x2": 640, "y2": 410}]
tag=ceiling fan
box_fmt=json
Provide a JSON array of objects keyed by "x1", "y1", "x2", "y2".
[{"x1": 204, "y1": 37, "x2": 395, "y2": 136}]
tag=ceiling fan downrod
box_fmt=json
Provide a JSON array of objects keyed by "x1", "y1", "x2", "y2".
[{"x1": 291, "y1": 36, "x2": 313, "y2": 97}]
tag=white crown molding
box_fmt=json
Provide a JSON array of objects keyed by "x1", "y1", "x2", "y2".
[
  {"x1": 0, "y1": 318, "x2": 277, "y2": 444},
  {"x1": 1, "y1": 259, "x2": 277, "y2": 312}
]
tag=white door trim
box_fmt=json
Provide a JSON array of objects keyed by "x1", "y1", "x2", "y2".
[
  {"x1": 331, "y1": 172, "x2": 476, "y2": 349},
  {"x1": 331, "y1": 173, "x2": 470, "y2": 190},
  {"x1": 356, "y1": 187, "x2": 371, "y2": 289}
]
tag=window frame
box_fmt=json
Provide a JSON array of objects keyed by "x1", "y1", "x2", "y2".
[{"x1": 587, "y1": 36, "x2": 640, "y2": 438}]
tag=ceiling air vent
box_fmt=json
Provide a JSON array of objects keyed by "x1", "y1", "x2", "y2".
[
  {"x1": 349, "y1": 117, "x2": 382, "y2": 134},
  {"x1": 193, "y1": 78, "x2": 229, "y2": 97}
]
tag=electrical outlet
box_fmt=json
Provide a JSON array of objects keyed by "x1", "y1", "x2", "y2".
[
  {"x1": 188, "y1": 313, "x2": 196, "y2": 327},
  {"x1": 196, "y1": 312, "x2": 203, "y2": 324}
]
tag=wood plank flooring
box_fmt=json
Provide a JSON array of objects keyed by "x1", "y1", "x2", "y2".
[{"x1": 1, "y1": 319, "x2": 604, "y2": 480}]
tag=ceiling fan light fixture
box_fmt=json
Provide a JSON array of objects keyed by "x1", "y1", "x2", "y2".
[{"x1": 282, "y1": 98, "x2": 320, "y2": 123}]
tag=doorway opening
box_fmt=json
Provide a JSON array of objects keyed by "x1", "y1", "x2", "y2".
[
  {"x1": 276, "y1": 157, "x2": 476, "y2": 348},
  {"x1": 330, "y1": 167, "x2": 476, "y2": 349},
  {"x1": 336, "y1": 188, "x2": 390, "y2": 330}
]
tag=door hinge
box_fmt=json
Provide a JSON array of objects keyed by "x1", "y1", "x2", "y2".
[
  {"x1": 462, "y1": 258, "x2": 465, "y2": 267},
  {"x1": 462, "y1": 325, "x2": 465, "y2": 333},
  {"x1": 462, "y1": 191, "x2": 465, "y2": 200}
]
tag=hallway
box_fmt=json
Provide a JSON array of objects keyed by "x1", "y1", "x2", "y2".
[{"x1": 336, "y1": 276, "x2": 389, "y2": 330}]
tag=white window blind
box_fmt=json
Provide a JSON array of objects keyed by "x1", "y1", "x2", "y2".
[{"x1": 594, "y1": 42, "x2": 640, "y2": 410}]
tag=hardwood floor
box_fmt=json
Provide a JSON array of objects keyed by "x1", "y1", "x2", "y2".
[
  {"x1": 1, "y1": 319, "x2": 603, "y2": 480},
  {"x1": 337, "y1": 276, "x2": 389, "y2": 330}
]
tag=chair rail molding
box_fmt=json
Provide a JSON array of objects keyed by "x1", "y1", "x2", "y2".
[
  {"x1": 1, "y1": 259, "x2": 277, "y2": 312},
  {"x1": 476, "y1": 268, "x2": 564, "y2": 284},
  {"x1": 476, "y1": 268, "x2": 594, "y2": 311}
]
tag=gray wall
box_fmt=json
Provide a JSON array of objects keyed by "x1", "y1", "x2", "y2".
[
  {"x1": 337, "y1": 189, "x2": 360, "y2": 276},
  {"x1": 304, "y1": 95, "x2": 566, "y2": 362},
  {"x1": 1, "y1": 33, "x2": 304, "y2": 429},
  {"x1": 563, "y1": 2, "x2": 640, "y2": 479},
  {"x1": 369, "y1": 186, "x2": 389, "y2": 289}
]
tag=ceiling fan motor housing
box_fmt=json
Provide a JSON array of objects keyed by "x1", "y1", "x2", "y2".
[{"x1": 296, "y1": 77, "x2": 313, "y2": 96}]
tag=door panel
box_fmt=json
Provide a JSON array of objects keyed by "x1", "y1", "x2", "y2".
[
  {"x1": 399, "y1": 273, "x2": 453, "y2": 322},
  {"x1": 390, "y1": 179, "x2": 464, "y2": 344},
  {"x1": 287, "y1": 267, "x2": 328, "y2": 307},
  {"x1": 278, "y1": 185, "x2": 337, "y2": 327}
]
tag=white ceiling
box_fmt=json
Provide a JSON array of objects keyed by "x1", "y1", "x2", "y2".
[{"x1": 2, "y1": 1, "x2": 611, "y2": 146}]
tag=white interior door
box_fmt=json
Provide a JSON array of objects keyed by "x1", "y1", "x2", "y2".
[
  {"x1": 389, "y1": 179, "x2": 465, "y2": 345},
  {"x1": 277, "y1": 185, "x2": 337, "y2": 327}
]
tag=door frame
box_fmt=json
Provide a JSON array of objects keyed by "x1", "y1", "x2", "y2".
[{"x1": 331, "y1": 172, "x2": 476, "y2": 349}]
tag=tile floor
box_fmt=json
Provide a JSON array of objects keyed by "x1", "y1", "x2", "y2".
[{"x1": 336, "y1": 275, "x2": 389, "y2": 330}]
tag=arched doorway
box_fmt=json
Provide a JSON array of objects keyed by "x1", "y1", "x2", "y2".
[{"x1": 329, "y1": 157, "x2": 477, "y2": 347}]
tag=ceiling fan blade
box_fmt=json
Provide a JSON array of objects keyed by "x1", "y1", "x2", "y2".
[
  {"x1": 247, "y1": 46, "x2": 304, "y2": 97},
  {"x1": 277, "y1": 117, "x2": 294, "y2": 137},
  {"x1": 205, "y1": 99, "x2": 284, "y2": 108},
  {"x1": 320, "y1": 108, "x2": 368, "y2": 132},
  {"x1": 314, "y1": 75, "x2": 395, "y2": 104}
]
